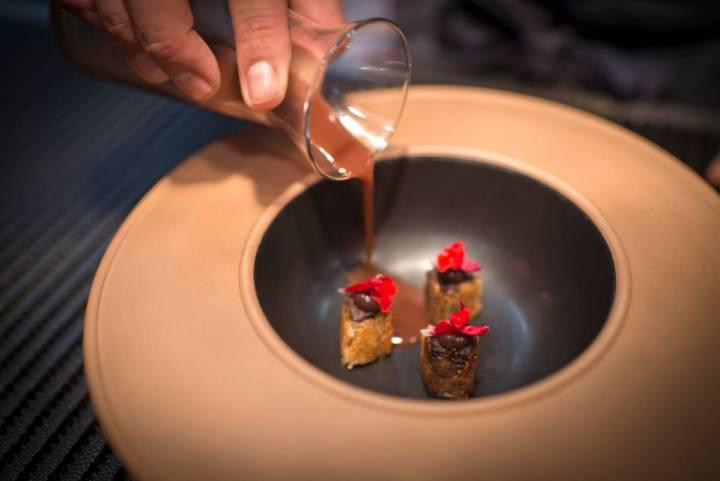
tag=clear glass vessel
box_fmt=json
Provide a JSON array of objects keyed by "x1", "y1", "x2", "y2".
[{"x1": 52, "y1": 0, "x2": 411, "y2": 180}]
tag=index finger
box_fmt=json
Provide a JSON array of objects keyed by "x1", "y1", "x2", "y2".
[{"x1": 124, "y1": 0, "x2": 221, "y2": 100}]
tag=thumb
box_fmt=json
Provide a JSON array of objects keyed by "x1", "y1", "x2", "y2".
[{"x1": 229, "y1": 0, "x2": 291, "y2": 110}]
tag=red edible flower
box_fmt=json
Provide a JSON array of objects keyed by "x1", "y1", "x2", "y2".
[
  {"x1": 436, "y1": 241, "x2": 481, "y2": 273},
  {"x1": 429, "y1": 303, "x2": 489, "y2": 337},
  {"x1": 343, "y1": 275, "x2": 397, "y2": 313}
]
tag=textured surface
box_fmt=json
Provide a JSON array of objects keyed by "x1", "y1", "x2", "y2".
[
  {"x1": 0, "y1": 13, "x2": 718, "y2": 481},
  {"x1": 0, "y1": 21, "x2": 242, "y2": 481}
]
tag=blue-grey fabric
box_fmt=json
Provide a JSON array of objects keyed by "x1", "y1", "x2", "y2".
[{"x1": 0, "y1": 20, "x2": 243, "y2": 481}]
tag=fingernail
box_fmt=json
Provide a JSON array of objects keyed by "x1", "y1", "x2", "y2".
[
  {"x1": 246, "y1": 61, "x2": 279, "y2": 105},
  {"x1": 172, "y1": 72, "x2": 213, "y2": 100},
  {"x1": 128, "y1": 53, "x2": 167, "y2": 83}
]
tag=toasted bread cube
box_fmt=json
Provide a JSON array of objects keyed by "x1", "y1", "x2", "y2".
[
  {"x1": 340, "y1": 301, "x2": 393, "y2": 369},
  {"x1": 420, "y1": 334, "x2": 480, "y2": 399},
  {"x1": 425, "y1": 270, "x2": 483, "y2": 323}
]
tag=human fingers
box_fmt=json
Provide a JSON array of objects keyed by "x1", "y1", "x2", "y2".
[
  {"x1": 124, "y1": 0, "x2": 221, "y2": 100},
  {"x1": 228, "y1": 0, "x2": 291, "y2": 110},
  {"x1": 94, "y1": 0, "x2": 168, "y2": 83}
]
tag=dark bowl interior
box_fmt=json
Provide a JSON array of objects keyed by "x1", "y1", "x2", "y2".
[{"x1": 254, "y1": 157, "x2": 615, "y2": 400}]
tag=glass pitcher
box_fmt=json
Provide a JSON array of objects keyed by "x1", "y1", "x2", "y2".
[{"x1": 52, "y1": 0, "x2": 411, "y2": 180}]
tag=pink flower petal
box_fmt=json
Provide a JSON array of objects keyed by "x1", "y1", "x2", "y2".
[
  {"x1": 462, "y1": 260, "x2": 481, "y2": 272},
  {"x1": 437, "y1": 241, "x2": 482, "y2": 274},
  {"x1": 378, "y1": 276, "x2": 397, "y2": 296},
  {"x1": 437, "y1": 251, "x2": 453, "y2": 272},
  {"x1": 450, "y1": 308, "x2": 469, "y2": 328},
  {"x1": 462, "y1": 325, "x2": 489, "y2": 336},
  {"x1": 344, "y1": 279, "x2": 374, "y2": 293},
  {"x1": 447, "y1": 302, "x2": 469, "y2": 328},
  {"x1": 431, "y1": 320, "x2": 456, "y2": 335},
  {"x1": 375, "y1": 294, "x2": 392, "y2": 313}
]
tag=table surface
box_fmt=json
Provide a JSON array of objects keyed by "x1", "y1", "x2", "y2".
[{"x1": 0, "y1": 20, "x2": 243, "y2": 481}]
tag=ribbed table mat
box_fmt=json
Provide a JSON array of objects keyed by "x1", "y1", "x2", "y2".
[{"x1": 0, "y1": 21, "x2": 242, "y2": 481}]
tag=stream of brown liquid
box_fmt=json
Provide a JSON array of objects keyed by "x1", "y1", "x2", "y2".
[
  {"x1": 308, "y1": 95, "x2": 375, "y2": 262},
  {"x1": 309, "y1": 98, "x2": 429, "y2": 347}
]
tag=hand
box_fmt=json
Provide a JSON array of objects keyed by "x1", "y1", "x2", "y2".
[{"x1": 58, "y1": 0, "x2": 344, "y2": 109}]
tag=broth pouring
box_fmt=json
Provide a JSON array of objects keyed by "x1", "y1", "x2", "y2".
[{"x1": 309, "y1": 98, "x2": 429, "y2": 347}]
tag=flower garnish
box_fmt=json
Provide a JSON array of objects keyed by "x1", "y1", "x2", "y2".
[
  {"x1": 436, "y1": 241, "x2": 481, "y2": 273},
  {"x1": 421, "y1": 303, "x2": 489, "y2": 337},
  {"x1": 343, "y1": 275, "x2": 397, "y2": 313}
]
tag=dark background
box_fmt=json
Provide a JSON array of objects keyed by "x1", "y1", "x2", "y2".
[{"x1": 1, "y1": 1, "x2": 718, "y2": 480}]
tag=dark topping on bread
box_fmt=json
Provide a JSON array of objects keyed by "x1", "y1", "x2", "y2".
[
  {"x1": 438, "y1": 268, "x2": 473, "y2": 285},
  {"x1": 436, "y1": 333, "x2": 474, "y2": 350},
  {"x1": 342, "y1": 275, "x2": 397, "y2": 313},
  {"x1": 427, "y1": 335, "x2": 478, "y2": 369},
  {"x1": 347, "y1": 298, "x2": 371, "y2": 322},
  {"x1": 352, "y1": 293, "x2": 380, "y2": 314}
]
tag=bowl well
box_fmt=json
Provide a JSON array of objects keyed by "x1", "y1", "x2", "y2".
[{"x1": 254, "y1": 156, "x2": 615, "y2": 400}]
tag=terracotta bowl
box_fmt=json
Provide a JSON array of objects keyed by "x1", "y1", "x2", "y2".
[
  {"x1": 255, "y1": 156, "x2": 615, "y2": 399},
  {"x1": 84, "y1": 87, "x2": 720, "y2": 481}
]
